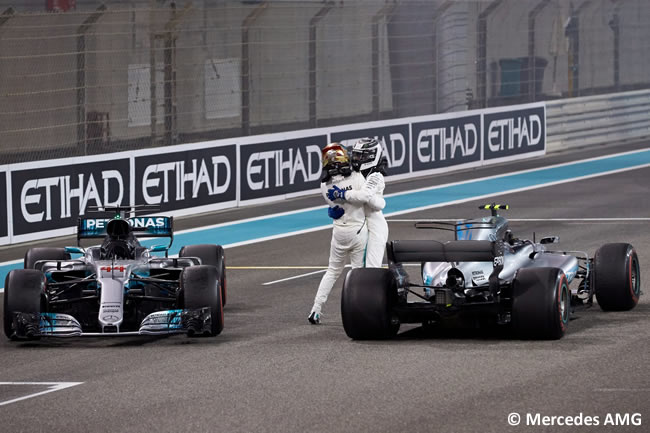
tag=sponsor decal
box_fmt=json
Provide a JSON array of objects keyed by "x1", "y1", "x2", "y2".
[
  {"x1": 100, "y1": 266, "x2": 125, "y2": 277},
  {"x1": 483, "y1": 105, "x2": 545, "y2": 160},
  {"x1": 239, "y1": 135, "x2": 327, "y2": 200},
  {"x1": 471, "y1": 270, "x2": 487, "y2": 284},
  {"x1": 331, "y1": 124, "x2": 410, "y2": 176},
  {"x1": 135, "y1": 145, "x2": 236, "y2": 211},
  {"x1": 100, "y1": 266, "x2": 126, "y2": 273},
  {"x1": 79, "y1": 216, "x2": 172, "y2": 238},
  {"x1": 4, "y1": 103, "x2": 546, "y2": 244},
  {"x1": 11, "y1": 160, "x2": 129, "y2": 236},
  {"x1": 144, "y1": 310, "x2": 182, "y2": 326},
  {"x1": 411, "y1": 114, "x2": 481, "y2": 172}
]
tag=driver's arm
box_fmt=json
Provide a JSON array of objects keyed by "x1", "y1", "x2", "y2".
[{"x1": 343, "y1": 172, "x2": 384, "y2": 205}]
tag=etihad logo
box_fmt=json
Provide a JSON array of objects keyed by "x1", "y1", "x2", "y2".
[
  {"x1": 416, "y1": 123, "x2": 479, "y2": 163},
  {"x1": 487, "y1": 114, "x2": 543, "y2": 152},
  {"x1": 142, "y1": 156, "x2": 232, "y2": 204},
  {"x1": 20, "y1": 170, "x2": 125, "y2": 224}
]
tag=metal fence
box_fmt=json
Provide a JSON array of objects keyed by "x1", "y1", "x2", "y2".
[{"x1": 1, "y1": 0, "x2": 649, "y2": 164}]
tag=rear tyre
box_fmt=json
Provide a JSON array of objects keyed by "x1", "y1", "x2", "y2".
[
  {"x1": 512, "y1": 267, "x2": 569, "y2": 340},
  {"x1": 179, "y1": 244, "x2": 226, "y2": 306},
  {"x1": 181, "y1": 265, "x2": 223, "y2": 337},
  {"x1": 593, "y1": 243, "x2": 640, "y2": 311},
  {"x1": 24, "y1": 247, "x2": 70, "y2": 270},
  {"x1": 341, "y1": 268, "x2": 399, "y2": 340},
  {"x1": 3, "y1": 269, "x2": 45, "y2": 340}
]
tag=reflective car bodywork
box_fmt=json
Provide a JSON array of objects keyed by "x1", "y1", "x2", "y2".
[
  {"x1": 422, "y1": 214, "x2": 582, "y2": 292},
  {"x1": 8, "y1": 213, "x2": 216, "y2": 338}
]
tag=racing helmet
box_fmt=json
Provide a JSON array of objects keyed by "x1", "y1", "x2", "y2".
[
  {"x1": 322, "y1": 142, "x2": 349, "y2": 168},
  {"x1": 100, "y1": 218, "x2": 136, "y2": 260},
  {"x1": 350, "y1": 137, "x2": 383, "y2": 173},
  {"x1": 100, "y1": 239, "x2": 134, "y2": 260},
  {"x1": 106, "y1": 218, "x2": 131, "y2": 238},
  {"x1": 321, "y1": 142, "x2": 352, "y2": 181}
]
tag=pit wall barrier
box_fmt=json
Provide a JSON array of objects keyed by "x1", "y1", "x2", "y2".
[
  {"x1": 3, "y1": 102, "x2": 547, "y2": 245},
  {"x1": 546, "y1": 89, "x2": 650, "y2": 152}
]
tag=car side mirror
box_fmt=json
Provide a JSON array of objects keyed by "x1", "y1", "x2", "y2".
[
  {"x1": 540, "y1": 236, "x2": 560, "y2": 244},
  {"x1": 65, "y1": 246, "x2": 84, "y2": 254},
  {"x1": 148, "y1": 244, "x2": 167, "y2": 253}
]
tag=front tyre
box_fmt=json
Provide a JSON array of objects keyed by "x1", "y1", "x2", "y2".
[
  {"x1": 179, "y1": 244, "x2": 226, "y2": 306},
  {"x1": 512, "y1": 267, "x2": 569, "y2": 340},
  {"x1": 24, "y1": 247, "x2": 70, "y2": 270},
  {"x1": 4, "y1": 269, "x2": 45, "y2": 340},
  {"x1": 593, "y1": 243, "x2": 640, "y2": 311},
  {"x1": 181, "y1": 265, "x2": 224, "y2": 337},
  {"x1": 341, "y1": 268, "x2": 399, "y2": 340}
]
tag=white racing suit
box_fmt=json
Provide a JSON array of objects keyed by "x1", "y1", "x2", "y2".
[
  {"x1": 339, "y1": 171, "x2": 388, "y2": 268},
  {"x1": 311, "y1": 171, "x2": 385, "y2": 315}
]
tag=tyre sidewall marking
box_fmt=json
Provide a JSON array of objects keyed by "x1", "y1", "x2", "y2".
[
  {"x1": 557, "y1": 273, "x2": 568, "y2": 331},
  {"x1": 628, "y1": 249, "x2": 639, "y2": 302}
]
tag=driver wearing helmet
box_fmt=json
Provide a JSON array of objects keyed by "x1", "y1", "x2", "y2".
[
  {"x1": 327, "y1": 137, "x2": 389, "y2": 269},
  {"x1": 100, "y1": 218, "x2": 140, "y2": 260},
  {"x1": 308, "y1": 143, "x2": 386, "y2": 324}
]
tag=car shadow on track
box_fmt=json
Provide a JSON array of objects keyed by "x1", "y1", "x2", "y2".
[
  {"x1": 3, "y1": 301, "x2": 261, "y2": 348},
  {"x1": 392, "y1": 301, "x2": 649, "y2": 342}
]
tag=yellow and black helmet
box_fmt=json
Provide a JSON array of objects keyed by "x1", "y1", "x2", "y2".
[{"x1": 321, "y1": 142, "x2": 349, "y2": 168}]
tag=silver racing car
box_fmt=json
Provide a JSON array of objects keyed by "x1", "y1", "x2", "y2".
[
  {"x1": 3, "y1": 207, "x2": 226, "y2": 340},
  {"x1": 341, "y1": 204, "x2": 641, "y2": 340}
]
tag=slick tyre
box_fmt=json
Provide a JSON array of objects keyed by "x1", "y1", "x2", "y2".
[
  {"x1": 181, "y1": 265, "x2": 223, "y2": 337},
  {"x1": 512, "y1": 267, "x2": 569, "y2": 340},
  {"x1": 341, "y1": 268, "x2": 399, "y2": 340},
  {"x1": 593, "y1": 243, "x2": 640, "y2": 311},
  {"x1": 24, "y1": 247, "x2": 70, "y2": 270},
  {"x1": 3, "y1": 269, "x2": 45, "y2": 340},
  {"x1": 179, "y1": 244, "x2": 227, "y2": 306}
]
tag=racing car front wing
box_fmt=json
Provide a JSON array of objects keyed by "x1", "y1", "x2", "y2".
[{"x1": 8, "y1": 308, "x2": 213, "y2": 338}]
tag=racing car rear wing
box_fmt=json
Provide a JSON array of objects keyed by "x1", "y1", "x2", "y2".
[
  {"x1": 387, "y1": 240, "x2": 497, "y2": 264},
  {"x1": 78, "y1": 216, "x2": 173, "y2": 240}
]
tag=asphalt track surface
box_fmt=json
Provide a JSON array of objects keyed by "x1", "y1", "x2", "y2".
[{"x1": 1, "y1": 142, "x2": 649, "y2": 433}]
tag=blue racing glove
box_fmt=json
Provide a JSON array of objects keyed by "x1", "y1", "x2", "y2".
[
  {"x1": 327, "y1": 205, "x2": 345, "y2": 220},
  {"x1": 327, "y1": 185, "x2": 346, "y2": 201}
]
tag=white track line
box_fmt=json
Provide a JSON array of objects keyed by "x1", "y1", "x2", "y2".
[
  {"x1": 387, "y1": 218, "x2": 650, "y2": 223},
  {"x1": 593, "y1": 388, "x2": 650, "y2": 392},
  {"x1": 262, "y1": 269, "x2": 327, "y2": 285},
  {"x1": 261, "y1": 263, "x2": 420, "y2": 286},
  {"x1": 0, "y1": 382, "x2": 83, "y2": 406}
]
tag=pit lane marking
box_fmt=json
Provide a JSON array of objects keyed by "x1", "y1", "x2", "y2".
[
  {"x1": 387, "y1": 218, "x2": 650, "y2": 223},
  {"x1": 229, "y1": 266, "x2": 328, "y2": 270},
  {"x1": 263, "y1": 269, "x2": 328, "y2": 285},
  {"x1": 260, "y1": 264, "x2": 420, "y2": 286},
  {"x1": 593, "y1": 388, "x2": 650, "y2": 392},
  {"x1": 0, "y1": 382, "x2": 83, "y2": 406}
]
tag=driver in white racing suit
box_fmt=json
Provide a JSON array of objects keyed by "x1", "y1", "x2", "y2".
[
  {"x1": 308, "y1": 143, "x2": 386, "y2": 324},
  {"x1": 327, "y1": 137, "x2": 389, "y2": 268}
]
